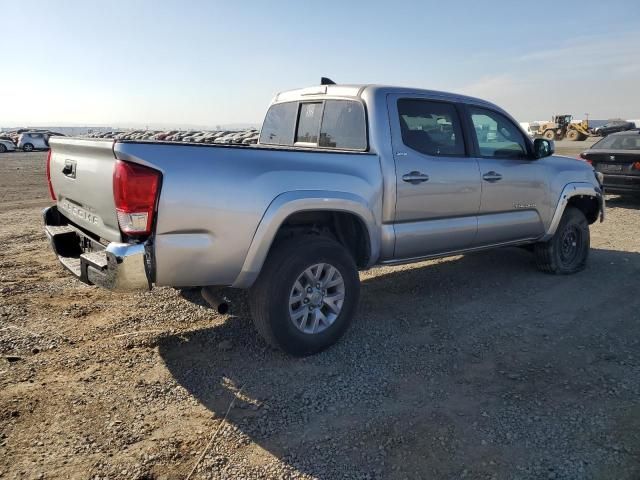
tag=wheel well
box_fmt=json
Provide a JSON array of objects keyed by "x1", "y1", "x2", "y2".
[
  {"x1": 274, "y1": 210, "x2": 371, "y2": 268},
  {"x1": 567, "y1": 195, "x2": 600, "y2": 224}
]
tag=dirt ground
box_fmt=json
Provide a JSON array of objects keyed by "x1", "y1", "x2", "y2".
[{"x1": 1, "y1": 143, "x2": 640, "y2": 480}]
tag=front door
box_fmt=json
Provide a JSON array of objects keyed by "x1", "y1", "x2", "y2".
[
  {"x1": 389, "y1": 95, "x2": 482, "y2": 259},
  {"x1": 465, "y1": 106, "x2": 548, "y2": 245}
]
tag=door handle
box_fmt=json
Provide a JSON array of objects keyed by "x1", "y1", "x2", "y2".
[
  {"x1": 62, "y1": 160, "x2": 76, "y2": 178},
  {"x1": 402, "y1": 171, "x2": 429, "y2": 184},
  {"x1": 482, "y1": 171, "x2": 502, "y2": 182}
]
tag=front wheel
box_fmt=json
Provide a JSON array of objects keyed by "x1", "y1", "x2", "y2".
[
  {"x1": 543, "y1": 130, "x2": 556, "y2": 141},
  {"x1": 249, "y1": 235, "x2": 360, "y2": 356},
  {"x1": 566, "y1": 130, "x2": 580, "y2": 141},
  {"x1": 535, "y1": 206, "x2": 590, "y2": 274},
  {"x1": 0, "y1": 144, "x2": 6, "y2": 153},
  {"x1": 22, "y1": 143, "x2": 34, "y2": 152}
]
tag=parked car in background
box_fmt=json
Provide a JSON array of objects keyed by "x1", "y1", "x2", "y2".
[
  {"x1": 44, "y1": 82, "x2": 604, "y2": 355},
  {"x1": 579, "y1": 130, "x2": 640, "y2": 196},
  {"x1": 0, "y1": 138, "x2": 17, "y2": 153},
  {"x1": 594, "y1": 120, "x2": 636, "y2": 137},
  {"x1": 18, "y1": 131, "x2": 51, "y2": 151}
]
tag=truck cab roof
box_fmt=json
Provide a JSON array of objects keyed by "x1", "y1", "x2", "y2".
[{"x1": 274, "y1": 84, "x2": 499, "y2": 111}]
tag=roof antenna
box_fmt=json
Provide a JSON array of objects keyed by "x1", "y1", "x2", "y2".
[{"x1": 321, "y1": 77, "x2": 336, "y2": 85}]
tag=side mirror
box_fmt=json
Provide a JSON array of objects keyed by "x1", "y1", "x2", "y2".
[{"x1": 533, "y1": 138, "x2": 554, "y2": 159}]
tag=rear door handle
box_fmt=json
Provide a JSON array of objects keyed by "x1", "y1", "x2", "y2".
[
  {"x1": 482, "y1": 171, "x2": 502, "y2": 182},
  {"x1": 402, "y1": 171, "x2": 429, "y2": 184}
]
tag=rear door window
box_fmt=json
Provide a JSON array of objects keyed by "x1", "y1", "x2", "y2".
[
  {"x1": 397, "y1": 99, "x2": 466, "y2": 156},
  {"x1": 259, "y1": 102, "x2": 297, "y2": 145},
  {"x1": 319, "y1": 100, "x2": 367, "y2": 150},
  {"x1": 295, "y1": 103, "x2": 323, "y2": 144}
]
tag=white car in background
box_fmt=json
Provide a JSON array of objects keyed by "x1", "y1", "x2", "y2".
[
  {"x1": 18, "y1": 131, "x2": 50, "y2": 151},
  {"x1": 0, "y1": 138, "x2": 17, "y2": 153}
]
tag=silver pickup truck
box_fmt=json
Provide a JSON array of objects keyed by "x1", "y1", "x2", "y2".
[{"x1": 44, "y1": 82, "x2": 604, "y2": 355}]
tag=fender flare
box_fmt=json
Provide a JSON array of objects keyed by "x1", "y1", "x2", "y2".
[
  {"x1": 232, "y1": 190, "x2": 380, "y2": 288},
  {"x1": 542, "y1": 182, "x2": 604, "y2": 241}
]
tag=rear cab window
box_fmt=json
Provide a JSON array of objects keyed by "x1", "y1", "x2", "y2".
[
  {"x1": 259, "y1": 99, "x2": 367, "y2": 150},
  {"x1": 259, "y1": 102, "x2": 297, "y2": 145},
  {"x1": 296, "y1": 103, "x2": 323, "y2": 144}
]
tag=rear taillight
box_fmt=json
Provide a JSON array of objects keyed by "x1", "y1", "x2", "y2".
[
  {"x1": 633, "y1": 162, "x2": 640, "y2": 171},
  {"x1": 46, "y1": 150, "x2": 56, "y2": 200},
  {"x1": 577, "y1": 152, "x2": 592, "y2": 164},
  {"x1": 113, "y1": 160, "x2": 161, "y2": 236}
]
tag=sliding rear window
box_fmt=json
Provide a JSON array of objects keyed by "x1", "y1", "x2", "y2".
[
  {"x1": 296, "y1": 102, "x2": 323, "y2": 144},
  {"x1": 259, "y1": 99, "x2": 367, "y2": 150}
]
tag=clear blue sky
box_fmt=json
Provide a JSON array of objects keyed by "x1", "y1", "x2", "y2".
[{"x1": 1, "y1": 0, "x2": 639, "y2": 127}]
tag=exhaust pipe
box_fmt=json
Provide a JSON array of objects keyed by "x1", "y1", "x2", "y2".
[{"x1": 201, "y1": 287, "x2": 230, "y2": 315}]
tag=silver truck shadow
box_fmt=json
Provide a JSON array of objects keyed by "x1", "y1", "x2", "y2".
[{"x1": 158, "y1": 246, "x2": 640, "y2": 478}]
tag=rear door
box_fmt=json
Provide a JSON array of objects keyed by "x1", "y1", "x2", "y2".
[
  {"x1": 388, "y1": 94, "x2": 481, "y2": 259},
  {"x1": 464, "y1": 105, "x2": 548, "y2": 245}
]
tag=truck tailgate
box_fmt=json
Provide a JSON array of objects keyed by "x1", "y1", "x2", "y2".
[{"x1": 48, "y1": 137, "x2": 122, "y2": 242}]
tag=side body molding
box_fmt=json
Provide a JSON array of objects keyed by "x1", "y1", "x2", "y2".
[
  {"x1": 542, "y1": 182, "x2": 605, "y2": 241},
  {"x1": 232, "y1": 190, "x2": 380, "y2": 288}
]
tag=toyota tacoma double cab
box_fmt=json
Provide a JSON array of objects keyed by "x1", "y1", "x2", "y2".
[{"x1": 44, "y1": 81, "x2": 605, "y2": 356}]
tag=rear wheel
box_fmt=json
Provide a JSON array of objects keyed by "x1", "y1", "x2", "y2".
[
  {"x1": 22, "y1": 143, "x2": 34, "y2": 152},
  {"x1": 249, "y1": 235, "x2": 360, "y2": 356},
  {"x1": 0, "y1": 144, "x2": 6, "y2": 153},
  {"x1": 535, "y1": 207, "x2": 590, "y2": 274}
]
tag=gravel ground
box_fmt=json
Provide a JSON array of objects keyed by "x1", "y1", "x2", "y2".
[{"x1": 1, "y1": 144, "x2": 639, "y2": 480}]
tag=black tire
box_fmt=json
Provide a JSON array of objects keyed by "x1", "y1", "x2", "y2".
[
  {"x1": 543, "y1": 130, "x2": 556, "y2": 141},
  {"x1": 249, "y1": 235, "x2": 360, "y2": 356},
  {"x1": 0, "y1": 144, "x2": 6, "y2": 153},
  {"x1": 566, "y1": 130, "x2": 579, "y2": 141},
  {"x1": 534, "y1": 206, "x2": 590, "y2": 274},
  {"x1": 22, "y1": 143, "x2": 34, "y2": 152}
]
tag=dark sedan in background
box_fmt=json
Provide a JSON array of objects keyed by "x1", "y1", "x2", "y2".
[
  {"x1": 579, "y1": 130, "x2": 640, "y2": 196},
  {"x1": 595, "y1": 120, "x2": 636, "y2": 136}
]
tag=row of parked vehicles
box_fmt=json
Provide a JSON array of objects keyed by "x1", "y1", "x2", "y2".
[
  {"x1": 0, "y1": 128, "x2": 263, "y2": 153},
  {"x1": 0, "y1": 130, "x2": 65, "y2": 153}
]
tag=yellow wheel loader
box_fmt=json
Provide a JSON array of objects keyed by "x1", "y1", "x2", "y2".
[{"x1": 537, "y1": 115, "x2": 594, "y2": 141}]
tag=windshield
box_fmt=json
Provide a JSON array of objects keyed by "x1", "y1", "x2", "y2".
[{"x1": 592, "y1": 134, "x2": 640, "y2": 150}]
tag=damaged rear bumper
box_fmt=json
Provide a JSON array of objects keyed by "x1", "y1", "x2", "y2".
[{"x1": 43, "y1": 206, "x2": 151, "y2": 292}]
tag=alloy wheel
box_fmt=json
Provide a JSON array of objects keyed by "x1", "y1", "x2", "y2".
[{"x1": 288, "y1": 262, "x2": 345, "y2": 334}]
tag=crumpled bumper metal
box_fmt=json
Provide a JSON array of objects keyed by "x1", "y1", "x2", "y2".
[{"x1": 43, "y1": 206, "x2": 151, "y2": 292}]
